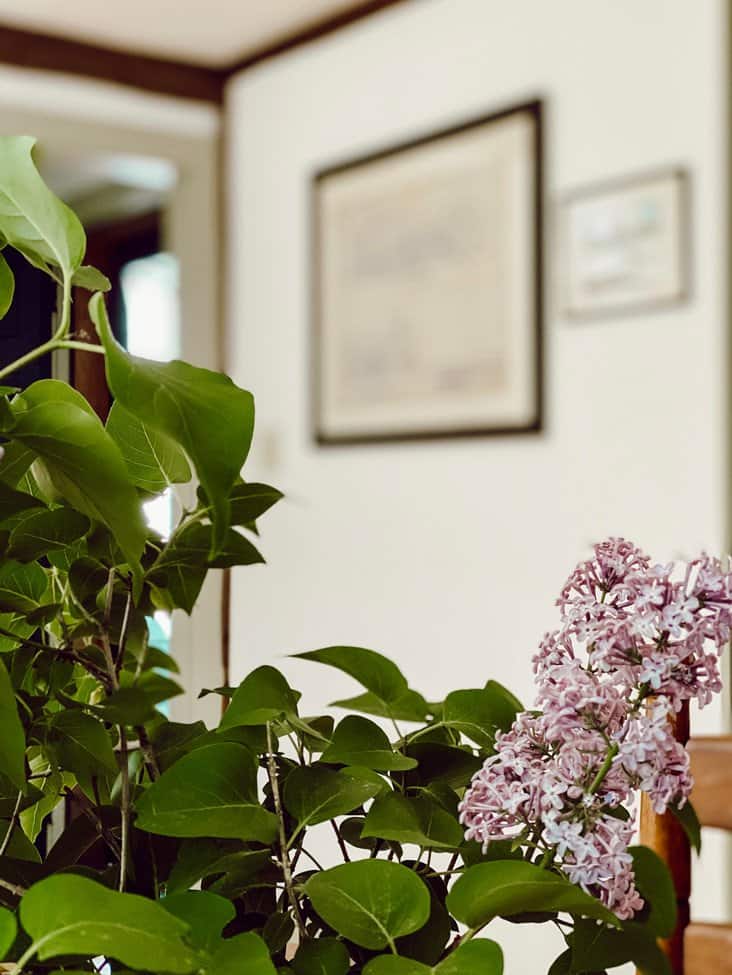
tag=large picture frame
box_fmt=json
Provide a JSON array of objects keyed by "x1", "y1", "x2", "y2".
[{"x1": 311, "y1": 99, "x2": 544, "y2": 445}]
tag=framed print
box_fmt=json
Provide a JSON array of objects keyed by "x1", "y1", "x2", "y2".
[
  {"x1": 311, "y1": 100, "x2": 543, "y2": 444},
  {"x1": 562, "y1": 168, "x2": 690, "y2": 320}
]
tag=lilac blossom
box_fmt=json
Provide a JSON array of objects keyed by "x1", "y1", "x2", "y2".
[{"x1": 460, "y1": 538, "x2": 731, "y2": 920}]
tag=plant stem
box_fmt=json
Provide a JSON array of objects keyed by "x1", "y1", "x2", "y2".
[
  {"x1": 56, "y1": 340, "x2": 105, "y2": 354},
  {"x1": 330, "y1": 819, "x2": 350, "y2": 862},
  {"x1": 0, "y1": 876, "x2": 25, "y2": 898},
  {"x1": 0, "y1": 792, "x2": 23, "y2": 859},
  {"x1": 265, "y1": 722, "x2": 306, "y2": 940},
  {"x1": 118, "y1": 728, "x2": 130, "y2": 892},
  {"x1": 588, "y1": 742, "x2": 619, "y2": 795},
  {"x1": 136, "y1": 725, "x2": 160, "y2": 781}
]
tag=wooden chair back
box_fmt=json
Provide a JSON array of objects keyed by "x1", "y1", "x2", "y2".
[{"x1": 639, "y1": 702, "x2": 732, "y2": 974}]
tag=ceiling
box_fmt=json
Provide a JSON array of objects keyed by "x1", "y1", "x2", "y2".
[{"x1": 0, "y1": 0, "x2": 375, "y2": 68}]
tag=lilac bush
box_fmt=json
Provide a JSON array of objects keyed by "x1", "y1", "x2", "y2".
[{"x1": 460, "y1": 538, "x2": 729, "y2": 919}]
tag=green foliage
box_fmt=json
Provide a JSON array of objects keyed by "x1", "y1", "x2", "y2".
[{"x1": 0, "y1": 134, "x2": 680, "y2": 975}]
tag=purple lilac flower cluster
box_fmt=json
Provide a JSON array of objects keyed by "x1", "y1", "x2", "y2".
[{"x1": 459, "y1": 538, "x2": 732, "y2": 919}]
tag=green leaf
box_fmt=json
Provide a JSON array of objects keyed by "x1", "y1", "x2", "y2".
[
  {"x1": 364, "y1": 940, "x2": 503, "y2": 975},
  {"x1": 0, "y1": 559, "x2": 46, "y2": 614},
  {"x1": 0, "y1": 442, "x2": 34, "y2": 488},
  {"x1": 547, "y1": 949, "x2": 572, "y2": 975},
  {"x1": 71, "y1": 264, "x2": 111, "y2": 292},
  {"x1": 362, "y1": 794, "x2": 463, "y2": 850},
  {"x1": 321, "y1": 716, "x2": 417, "y2": 771},
  {"x1": 446, "y1": 861, "x2": 620, "y2": 929},
  {"x1": 169, "y1": 840, "x2": 271, "y2": 896},
  {"x1": 0, "y1": 250, "x2": 14, "y2": 319},
  {"x1": 443, "y1": 685, "x2": 521, "y2": 749},
  {"x1": 0, "y1": 136, "x2": 85, "y2": 280},
  {"x1": 156, "y1": 521, "x2": 264, "y2": 570},
  {"x1": 571, "y1": 919, "x2": 671, "y2": 975},
  {"x1": 0, "y1": 481, "x2": 44, "y2": 523},
  {"x1": 200, "y1": 480, "x2": 283, "y2": 526},
  {"x1": 630, "y1": 845, "x2": 677, "y2": 937},
  {"x1": 283, "y1": 765, "x2": 383, "y2": 833},
  {"x1": 0, "y1": 656, "x2": 25, "y2": 789},
  {"x1": 7, "y1": 506, "x2": 89, "y2": 561},
  {"x1": 304, "y1": 859, "x2": 430, "y2": 951},
  {"x1": 152, "y1": 563, "x2": 207, "y2": 615},
  {"x1": 294, "y1": 647, "x2": 409, "y2": 705},
  {"x1": 161, "y1": 890, "x2": 235, "y2": 954},
  {"x1": 91, "y1": 688, "x2": 158, "y2": 725},
  {"x1": 292, "y1": 937, "x2": 350, "y2": 975},
  {"x1": 47, "y1": 710, "x2": 117, "y2": 776},
  {"x1": 669, "y1": 799, "x2": 702, "y2": 854},
  {"x1": 7, "y1": 380, "x2": 146, "y2": 583},
  {"x1": 18, "y1": 874, "x2": 200, "y2": 972},
  {"x1": 0, "y1": 817, "x2": 40, "y2": 861},
  {"x1": 0, "y1": 905, "x2": 16, "y2": 957},
  {"x1": 331, "y1": 690, "x2": 430, "y2": 722},
  {"x1": 404, "y1": 743, "x2": 482, "y2": 791},
  {"x1": 91, "y1": 293, "x2": 255, "y2": 555},
  {"x1": 219, "y1": 666, "x2": 299, "y2": 729},
  {"x1": 363, "y1": 959, "x2": 428, "y2": 975},
  {"x1": 135, "y1": 742, "x2": 278, "y2": 843},
  {"x1": 205, "y1": 932, "x2": 277, "y2": 975},
  {"x1": 107, "y1": 401, "x2": 191, "y2": 493}
]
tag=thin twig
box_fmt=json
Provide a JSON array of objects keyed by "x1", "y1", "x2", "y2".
[
  {"x1": 330, "y1": 819, "x2": 351, "y2": 862},
  {"x1": 265, "y1": 721, "x2": 306, "y2": 940},
  {"x1": 118, "y1": 728, "x2": 130, "y2": 892},
  {"x1": 0, "y1": 792, "x2": 23, "y2": 858},
  {"x1": 136, "y1": 725, "x2": 160, "y2": 781},
  {"x1": 115, "y1": 588, "x2": 133, "y2": 678},
  {"x1": 0, "y1": 876, "x2": 25, "y2": 898}
]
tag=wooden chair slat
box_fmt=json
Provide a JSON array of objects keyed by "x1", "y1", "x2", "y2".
[
  {"x1": 684, "y1": 922, "x2": 732, "y2": 975},
  {"x1": 688, "y1": 736, "x2": 732, "y2": 831}
]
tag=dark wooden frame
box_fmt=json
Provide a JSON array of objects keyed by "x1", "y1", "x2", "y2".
[
  {"x1": 561, "y1": 166, "x2": 692, "y2": 322},
  {"x1": 0, "y1": 1, "x2": 410, "y2": 103},
  {"x1": 310, "y1": 98, "x2": 544, "y2": 446}
]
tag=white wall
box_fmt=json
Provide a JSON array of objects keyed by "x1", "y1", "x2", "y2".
[{"x1": 226, "y1": 1, "x2": 729, "y2": 966}]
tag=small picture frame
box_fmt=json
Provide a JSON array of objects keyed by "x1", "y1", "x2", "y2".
[
  {"x1": 561, "y1": 168, "x2": 690, "y2": 320},
  {"x1": 311, "y1": 100, "x2": 544, "y2": 445}
]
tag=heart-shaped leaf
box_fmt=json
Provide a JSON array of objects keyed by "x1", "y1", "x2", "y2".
[
  {"x1": 294, "y1": 647, "x2": 409, "y2": 705},
  {"x1": 47, "y1": 711, "x2": 118, "y2": 776},
  {"x1": 0, "y1": 136, "x2": 85, "y2": 281},
  {"x1": 321, "y1": 716, "x2": 416, "y2": 771},
  {"x1": 7, "y1": 507, "x2": 89, "y2": 562},
  {"x1": 0, "y1": 905, "x2": 17, "y2": 957},
  {"x1": 135, "y1": 742, "x2": 277, "y2": 844},
  {"x1": 107, "y1": 402, "x2": 191, "y2": 494},
  {"x1": 7, "y1": 381, "x2": 145, "y2": 583},
  {"x1": 331, "y1": 689, "x2": 430, "y2": 722},
  {"x1": 283, "y1": 765, "x2": 384, "y2": 836},
  {"x1": 0, "y1": 560, "x2": 46, "y2": 615},
  {"x1": 442, "y1": 685, "x2": 521, "y2": 749},
  {"x1": 446, "y1": 861, "x2": 620, "y2": 929},
  {"x1": 18, "y1": 874, "x2": 200, "y2": 972},
  {"x1": 0, "y1": 481, "x2": 44, "y2": 524},
  {"x1": 304, "y1": 860, "x2": 430, "y2": 951},
  {"x1": 91, "y1": 293, "x2": 254, "y2": 555},
  {"x1": 363, "y1": 939, "x2": 504, "y2": 975},
  {"x1": 669, "y1": 799, "x2": 701, "y2": 854},
  {"x1": 362, "y1": 793, "x2": 463, "y2": 850},
  {"x1": 218, "y1": 666, "x2": 299, "y2": 729},
  {"x1": 630, "y1": 845, "x2": 677, "y2": 937},
  {"x1": 204, "y1": 932, "x2": 277, "y2": 975},
  {"x1": 292, "y1": 938, "x2": 350, "y2": 975},
  {"x1": 161, "y1": 890, "x2": 235, "y2": 954}
]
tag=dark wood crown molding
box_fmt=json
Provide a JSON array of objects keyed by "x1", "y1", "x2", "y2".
[
  {"x1": 0, "y1": 25, "x2": 226, "y2": 103},
  {"x1": 0, "y1": 0, "x2": 409, "y2": 104}
]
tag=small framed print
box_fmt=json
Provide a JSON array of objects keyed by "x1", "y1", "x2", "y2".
[
  {"x1": 311, "y1": 100, "x2": 544, "y2": 445},
  {"x1": 562, "y1": 168, "x2": 690, "y2": 320}
]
